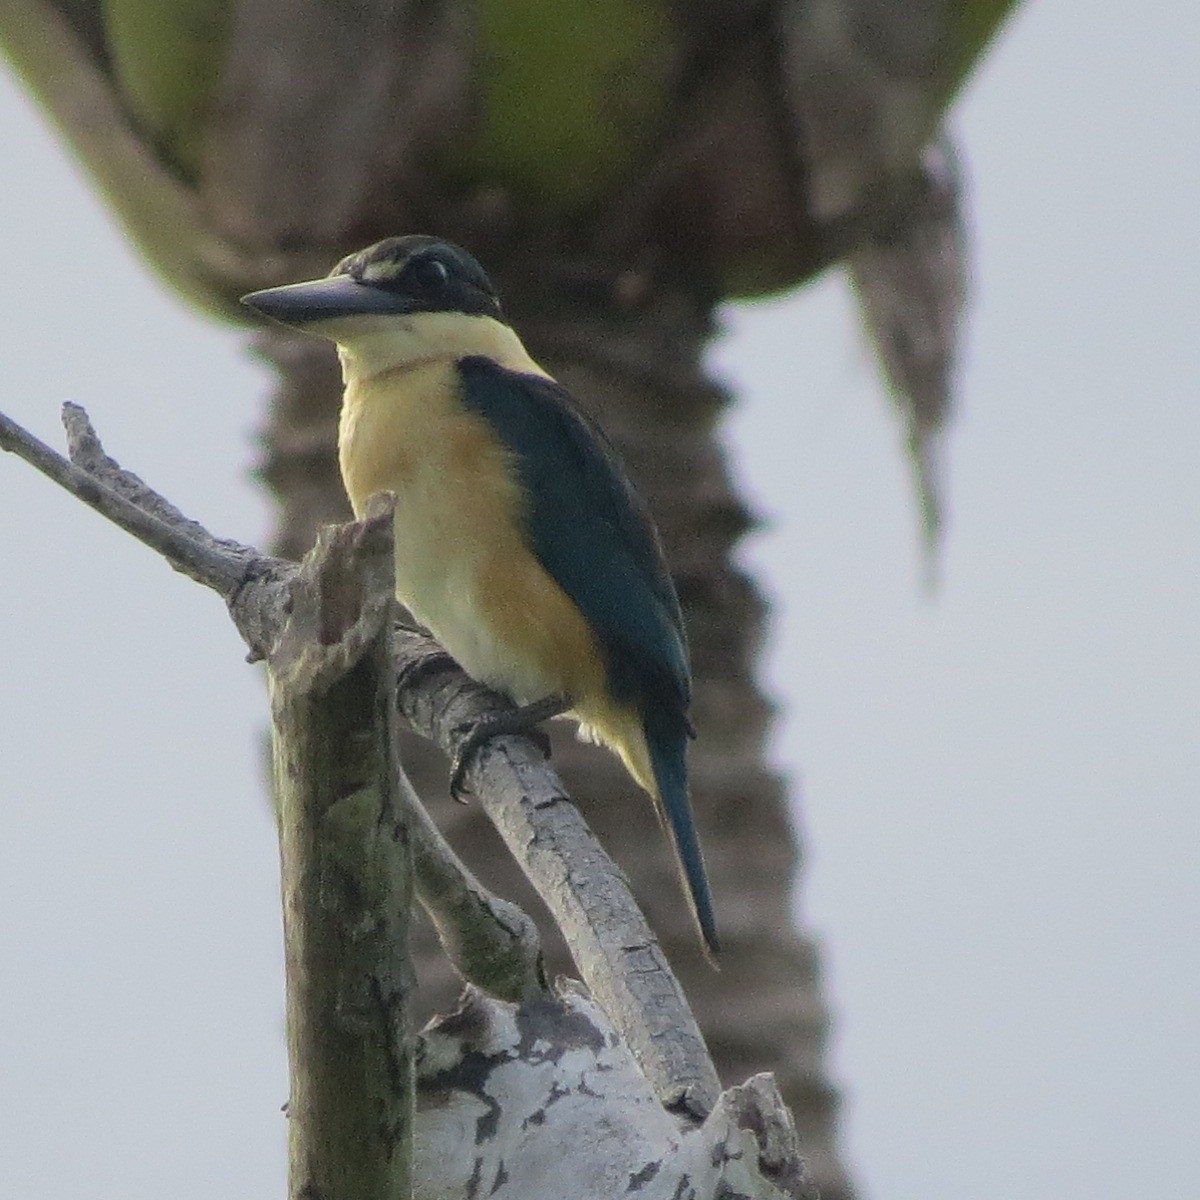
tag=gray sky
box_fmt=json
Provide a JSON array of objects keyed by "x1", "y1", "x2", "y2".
[{"x1": 2, "y1": 4, "x2": 1196, "y2": 1198}]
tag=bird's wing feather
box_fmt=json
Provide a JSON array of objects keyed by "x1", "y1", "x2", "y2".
[{"x1": 456, "y1": 356, "x2": 690, "y2": 713}]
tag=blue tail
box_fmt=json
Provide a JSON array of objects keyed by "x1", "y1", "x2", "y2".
[{"x1": 645, "y1": 717, "x2": 719, "y2": 959}]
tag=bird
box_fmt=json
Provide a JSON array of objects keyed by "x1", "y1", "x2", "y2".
[{"x1": 242, "y1": 235, "x2": 717, "y2": 959}]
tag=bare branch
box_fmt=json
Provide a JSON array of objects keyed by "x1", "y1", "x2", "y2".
[
  {"x1": 398, "y1": 762, "x2": 547, "y2": 1004},
  {"x1": 0, "y1": 404, "x2": 256, "y2": 596},
  {"x1": 6, "y1": 399, "x2": 820, "y2": 1190},
  {"x1": 395, "y1": 630, "x2": 722, "y2": 1114},
  {"x1": 1, "y1": 402, "x2": 715, "y2": 1109}
]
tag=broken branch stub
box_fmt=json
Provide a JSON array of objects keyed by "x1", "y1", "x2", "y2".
[{"x1": 267, "y1": 495, "x2": 416, "y2": 1200}]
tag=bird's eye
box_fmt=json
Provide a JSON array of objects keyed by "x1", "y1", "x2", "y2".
[{"x1": 412, "y1": 257, "x2": 451, "y2": 290}]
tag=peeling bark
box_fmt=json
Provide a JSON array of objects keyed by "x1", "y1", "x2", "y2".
[{"x1": 413, "y1": 987, "x2": 817, "y2": 1200}]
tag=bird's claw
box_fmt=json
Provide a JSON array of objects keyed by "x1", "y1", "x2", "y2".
[
  {"x1": 449, "y1": 721, "x2": 495, "y2": 802},
  {"x1": 448, "y1": 703, "x2": 562, "y2": 800}
]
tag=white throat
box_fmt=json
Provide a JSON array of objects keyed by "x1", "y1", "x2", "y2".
[{"x1": 334, "y1": 311, "x2": 551, "y2": 385}]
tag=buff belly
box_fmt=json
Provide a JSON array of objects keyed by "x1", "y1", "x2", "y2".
[{"x1": 338, "y1": 361, "x2": 616, "y2": 724}]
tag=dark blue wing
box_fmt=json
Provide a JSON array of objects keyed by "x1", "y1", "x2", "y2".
[
  {"x1": 456, "y1": 356, "x2": 690, "y2": 717},
  {"x1": 458, "y1": 357, "x2": 717, "y2": 956}
]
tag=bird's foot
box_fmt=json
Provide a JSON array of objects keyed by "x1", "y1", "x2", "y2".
[{"x1": 449, "y1": 695, "x2": 570, "y2": 801}]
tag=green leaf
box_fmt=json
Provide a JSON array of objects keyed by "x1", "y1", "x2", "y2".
[
  {"x1": 449, "y1": 0, "x2": 677, "y2": 217},
  {"x1": 102, "y1": 0, "x2": 233, "y2": 177}
]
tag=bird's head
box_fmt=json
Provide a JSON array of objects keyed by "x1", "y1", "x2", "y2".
[
  {"x1": 241, "y1": 236, "x2": 536, "y2": 381},
  {"x1": 243, "y1": 236, "x2": 503, "y2": 330}
]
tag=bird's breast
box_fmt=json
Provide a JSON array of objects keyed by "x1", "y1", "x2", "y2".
[{"x1": 338, "y1": 361, "x2": 609, "y2": 710}]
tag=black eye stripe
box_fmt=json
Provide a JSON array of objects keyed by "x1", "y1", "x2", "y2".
[
  {"x1": 329, "y1": 237, "x2": 504, "y2": 319},
  {"x1": 411, "y1": 257, "x2": 451, "y2": 288}
]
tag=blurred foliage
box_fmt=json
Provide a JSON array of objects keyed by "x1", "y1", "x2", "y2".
[
  {"x1": 102, "y1": 0, "x2": 234, "y2": 177},
  {"x1": 1, "y1": 0, "x2": 1018, "y2": 302},
  {"x1": 1, "y1": 0, "x2": 1020, "y2": 542},
  {"x1": 449, "y1": 0, "x2": 676, "y2": 217}
]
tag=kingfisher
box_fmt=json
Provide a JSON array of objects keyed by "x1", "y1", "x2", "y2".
[{"x1": 242, "y1": 236, "x2": 717, "y2": 958}]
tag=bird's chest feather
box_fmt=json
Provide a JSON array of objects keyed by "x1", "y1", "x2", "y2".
[
  {"x1": 340, "y1": 361, "x2": 524, "y2": 606},
  {"x1": 337, "y1": 362, "x2": 607, "y2": 706}
]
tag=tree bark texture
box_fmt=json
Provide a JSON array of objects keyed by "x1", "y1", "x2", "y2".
[{"x1": 268, "y1": 508, "x2": 416, "y2": 1200}]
